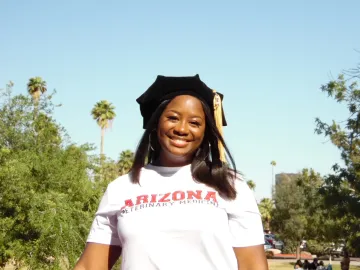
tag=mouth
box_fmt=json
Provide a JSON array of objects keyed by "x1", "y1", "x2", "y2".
[{"x1": 168, "y1": 137, "x2": 190, "y2": 148}]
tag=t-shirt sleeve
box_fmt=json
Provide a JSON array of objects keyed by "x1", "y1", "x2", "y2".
[
  {"x1": 87, "y1": 185, "x2": 122, "y2": 246},
  {"x1": 226, "y1": 178, "x2": 265, "y2": 247}
]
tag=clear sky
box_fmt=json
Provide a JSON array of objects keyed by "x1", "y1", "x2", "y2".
[{"x1": 1, "y1": 0, "x2": 360, "y2": 200}]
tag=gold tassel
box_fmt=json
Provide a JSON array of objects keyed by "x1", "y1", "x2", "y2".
[{"x1": 213, "y1": 90, "x2": 226, "y2": 163}]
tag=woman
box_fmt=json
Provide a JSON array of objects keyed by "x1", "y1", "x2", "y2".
[
  {"x1": 295, "y1": 260, "x2": 304, "y2": 270},
  {"x1": 309, "y1": 258, "x2": 319, "y2": 270},
  {"x1": 316, "y1": 261, "x2": 326, "y2": 270},
  {"x1": 303, "y1": 259, "x2": 310, "y2": 270},
  {"x1": 295, "y1": 260, "x2": 303, "y2": 269},
  {"x1": 74, "y1": 75, "x2": 268, "y2": 270}
]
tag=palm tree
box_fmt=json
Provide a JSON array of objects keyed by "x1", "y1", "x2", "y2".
[
  {"x1": 117, "y1": 150, "x2": 134, "y2": 175},
  {"x1": 246, "y1": 180, "x2": 256, "y2": 191},
  {"x1": 27, "y1": 77, "x2": 47, "y2": 103},
  {"x1": 270, "y1": 160, "x2": 277, "y2": 196},
  {"x1": 258, "y1": 198, "x2": 274, "y2": 231},
  {"x1": 91, "y1": 100, "x2": 116, "y2": 157}
]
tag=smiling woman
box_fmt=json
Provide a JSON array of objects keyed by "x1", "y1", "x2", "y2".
[{"x1": 74, "y1": 75, "x2": 268, "y2": 270}]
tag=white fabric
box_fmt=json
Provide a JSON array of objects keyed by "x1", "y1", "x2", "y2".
[{"x1": 87, "y1": 164, "x2": 264, "y2": 270}]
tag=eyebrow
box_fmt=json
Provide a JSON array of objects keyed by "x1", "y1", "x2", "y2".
[{"x1": 167, "y1": 109, "x2": 204, "y2": 119}]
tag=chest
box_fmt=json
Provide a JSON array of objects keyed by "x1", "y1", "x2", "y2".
[{"x1": 116, "y1": 185, "x2": 230, "y2": 242}]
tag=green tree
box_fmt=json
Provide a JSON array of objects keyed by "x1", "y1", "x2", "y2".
[
  {"x1": 258, "y1": 198, "x2": 273, "y2": 231},
  {"x1": 271, "y1": 168, "x2": 337, "y2": 256},
  {"x1": 296, "y1": 169, "x2": 327, "y2": 240},
  {"x1": 118, "y1": 150, "x2": 134, "y2": 176},
  {"x1": 0, "y1": 82, "x2": 100, "y2": 269},
  {"x1": 271, "y1": 172, "x2": 307, "y2": 253},
  {"x1": 89, "y1": 155, "x2": 119, "y2": 185},
  {"x1": 295, "y1": 169, "x2": 339, "y2": 256},
  {"x1": 315, "y1": 63, "x2": 360, "y2": 255},
  {"x1": 91, "y1": 100, "x2": 116, "y2": 157}
]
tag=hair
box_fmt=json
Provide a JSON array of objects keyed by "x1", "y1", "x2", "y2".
[{"x1": 130, "y1": 97, "x2": 238, "y2": 200}]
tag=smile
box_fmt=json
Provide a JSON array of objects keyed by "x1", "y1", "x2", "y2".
[{"x1": 169, "y1": 137, "x2": 189, "y2": 148}]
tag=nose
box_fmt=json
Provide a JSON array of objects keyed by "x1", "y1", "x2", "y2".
[{"x1": 173, "y1": 119, "x2": 189, "y2": 136}]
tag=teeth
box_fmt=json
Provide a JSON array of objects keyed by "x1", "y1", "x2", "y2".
[{"x1": 172, "y1": 139, "x2": 187, "y2": 144}]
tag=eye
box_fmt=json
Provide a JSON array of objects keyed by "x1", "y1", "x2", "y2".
[
  {"x1": 190, "y1": 121, "x2": 201, "y2": 127},
  {"x1": 167, "y1": 116, "x2": 178, "y2": 122}
]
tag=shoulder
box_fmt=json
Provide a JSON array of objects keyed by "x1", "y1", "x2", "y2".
[
  {"x1": 228, "y1": 170, "x2": 248, "y2": 193},
  {"x1": 233, "y1": 177, "x2": 255, "y2": 201},
  {"x1": 107, "y1": 173, "x2": 132, "y2": 189},
  {"x1": 226, "y1": 171, "x2": 259, "y2": 210},
  {"x1": 105, "y1": 165, "x2": 159, "y2": 196},
  {"x1": 102, "y1": 173, "x2": 134, "y2": 202}
]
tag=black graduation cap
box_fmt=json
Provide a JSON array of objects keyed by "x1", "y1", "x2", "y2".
[
  {"x1": 136, "y1": 74, "x2": 227, "y2": 127},
  {"x1": 136, "y1": 74, "x2": 227, "y2": 162}
]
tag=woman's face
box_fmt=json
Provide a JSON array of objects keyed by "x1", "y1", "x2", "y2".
[{"x1": 157, "y1": 95, "x2": 206, "y2": 167}]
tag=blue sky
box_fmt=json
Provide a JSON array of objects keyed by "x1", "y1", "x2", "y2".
[{"x1": 1, "y1": 0, "x2": 360, "y2": 200}]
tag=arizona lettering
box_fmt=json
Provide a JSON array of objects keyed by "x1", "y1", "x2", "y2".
[
  {"x1": 158, "y1": 192, "x2": 171, "y2": 203},
  {"x1": 120, "y1": 190, "x2": 218, "y2": 211}
]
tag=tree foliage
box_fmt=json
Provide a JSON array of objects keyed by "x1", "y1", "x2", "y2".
[
  {"x1": 91, "y1": 100, "x2": 116, "y2": 131},
  {"x1": 27, "y1": 77, "x2": 47, "y2": 102},
  {"x1": 270, "y1": 169, "x2": 336, "y2": 254},
  {"x1": 246, "y1": 180, "x2": 256, "y2": 191},
  {"x1": 271, "y1": 171, "x2": 307, "y2": 252},
  {"x1": 118, "y1": 150, "x2": 134, "y2": 176},
  {"x1": 315, "y1": 64, "x2": 360, "y2": 255},
  {"x1": 258, "y1": 198, "x2": 273, "y2": 231},
  {"x1": 0, "y1": 83, "x2": 103, "y2": 269}
]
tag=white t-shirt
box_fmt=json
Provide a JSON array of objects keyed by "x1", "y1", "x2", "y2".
[{"x1": 87, "y1": 164, "x2": 264, "y2": 270}]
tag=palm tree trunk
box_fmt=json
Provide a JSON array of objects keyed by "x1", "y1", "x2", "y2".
[
  {"x1": 99, "y1": 128, "x2": 105, "y2": 181},
  {"x1": 271, "y1": 165, "x2": 274, "y2": 198},
  {"x1": 33, "y1": 97, "x2": 39, "y2": 146},
  {"x1": 33, "y1": 90, "x2": 40, "y2": 117},
  {"x1": 266, "y1": 220, "x2": 270, "y2": 231},
  {"x1": 100, "y1": 128, "x2": 105, "y2": 158}
]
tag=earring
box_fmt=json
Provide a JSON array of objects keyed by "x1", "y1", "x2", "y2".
[
  {"x1": 149, "y1": 131, "x2": 155, "y2": 151},
  {"x1": 205, "y1": 143, "x2": 211, "y2": 160},
  {"x1": 196, "y1": 143, "x2": 210, "y2": 160}
]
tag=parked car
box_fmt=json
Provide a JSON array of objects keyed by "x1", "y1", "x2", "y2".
[
  {"x1": 264, "y1": 234, "x2": 275, "y2": 245},
  {"x1": 274, "y1": 240, "x2": 284, "y2": 250},
  {"x1": 325, "y1": 243, "x2": 345, "y2": 258},
  {"x1": 264, "y1": 233, "x2": 284, "y2": 250},
  {"x1": 264, "y1": 239, "x2": 273, "y2": 250}
]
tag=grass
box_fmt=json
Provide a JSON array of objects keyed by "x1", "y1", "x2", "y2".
[{"x1": 268, "y1": 261, "x2": 360, "y2": 270}]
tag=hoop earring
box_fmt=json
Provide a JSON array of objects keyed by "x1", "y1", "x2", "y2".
[
  {"x1": 205, "y1": 143, "x2": 211, "y2": 160},
  {"x1": 196, "y1": 143, "x2": 210, "y2": 160},
  {"x1": 149, "y1": 131, "x2": 155, "y2": 151}
]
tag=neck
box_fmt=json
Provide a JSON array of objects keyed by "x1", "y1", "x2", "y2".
[{"x1": 154, "y1": 152, "x2": 193, "y2": 167}]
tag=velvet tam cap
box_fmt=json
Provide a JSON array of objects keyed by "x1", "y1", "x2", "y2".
[{"x1": 136, "y1": 74, "x2": 227, "y2": 129}]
